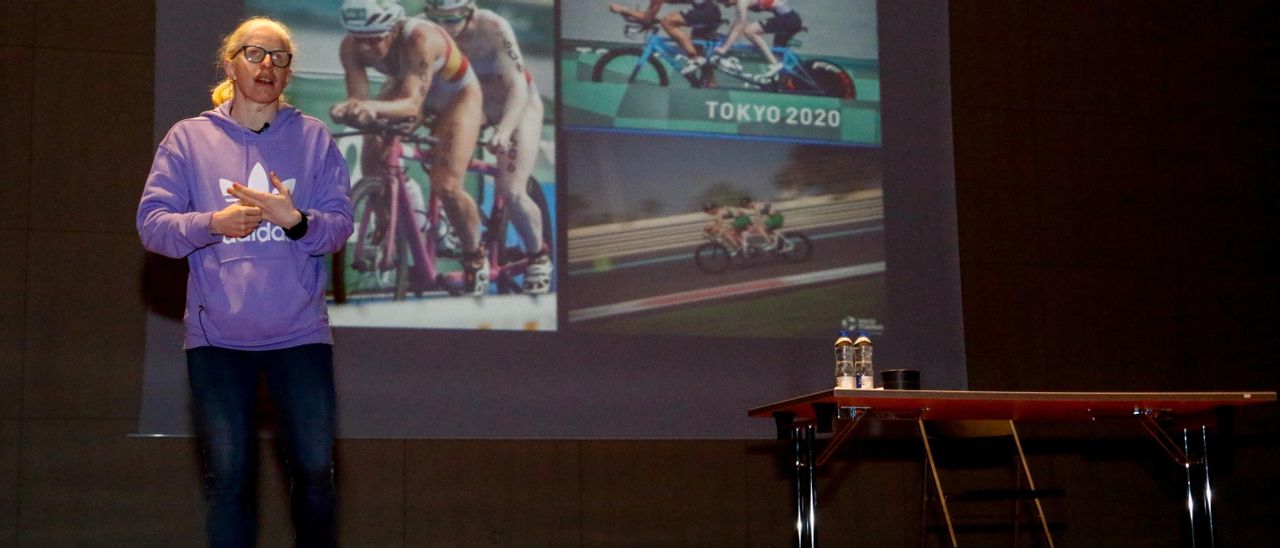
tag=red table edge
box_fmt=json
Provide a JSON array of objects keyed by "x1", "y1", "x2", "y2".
[{"x1": 748, "y1": 389, "x2": 1278, "y2": 422}]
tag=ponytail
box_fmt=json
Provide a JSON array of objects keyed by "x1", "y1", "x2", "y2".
[{"x1": 211, "y1": 78, "x2": 235, "y2": 107}]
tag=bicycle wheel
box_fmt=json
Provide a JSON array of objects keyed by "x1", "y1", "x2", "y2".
[
  {"x1": 785, "y1": 59, "x2": 856, "y2": 99},
  {"x1": 348, "y1": 178, "x2": 409, "y2": 299},
  {"x1": 694, "y1": 242, "x2": 732, "y2": 274},
  {"x1": 776, "y1": 231, "x2": 813, "y2": 263},
  {"x1": 592, "y1": 48, "x2": 669, "y2": 86}
]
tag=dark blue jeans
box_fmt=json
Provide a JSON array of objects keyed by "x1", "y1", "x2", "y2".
[{"x1": 187, "y1": 343, "x2": 337, "y2": 548}]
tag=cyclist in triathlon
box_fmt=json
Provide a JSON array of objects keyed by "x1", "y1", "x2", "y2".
[
  {"x1": 423, "y1": 0, "x2": 553, "y2": 294},
  {"x1": 330, "y1": 0, "x2": 489, "y2": 295},
  {"x1": 701, "y1": 201, "x2": 746, "y2": 254},
  {"x1": 739, "y1": 196, "x2": 783, "y2": 234},
  {"x1": 713, "y1": 0, "x2": 802, "y2": 82},
  {"x1": 608, "y1": 0, "x2": 722, "y2": 75}
]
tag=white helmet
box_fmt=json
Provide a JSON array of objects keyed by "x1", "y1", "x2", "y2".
[
  {"x1": 424, "y1": 0, "x2": 475, "y2": 14},
  {"x1": 341, "y1": 0, "x2": 405, "y2": 36}
]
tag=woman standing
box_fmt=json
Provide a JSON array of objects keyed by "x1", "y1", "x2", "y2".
[{"x1": 137, "y1": 17, "x2": 353, "y2": 547}]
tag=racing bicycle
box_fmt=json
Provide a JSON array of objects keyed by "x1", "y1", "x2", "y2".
[
  {"x1": 330, "y1": 119, "x2": 553, "y2": 302},
  {"x1": 591, "y1": 15, "x2": 856, "y2": 99},
  {"x1": 694, "y1": 213, "x2": 813, "y2": 274}
]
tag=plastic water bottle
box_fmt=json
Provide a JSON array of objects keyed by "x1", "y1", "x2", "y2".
[
  {"x1": 834, "y1": 330, "x2": 855, "y2": 388},
  {"x1": 853, "y1": 331, "x2": 874, "y2": 389}
]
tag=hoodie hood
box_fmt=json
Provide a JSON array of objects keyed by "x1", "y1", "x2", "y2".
[
  {"x1": 198, "y1": 101, "x2": 306, "y2": 206},
  {"x1": 203, "y1": 100, "x2": 302, "y2": 139}
]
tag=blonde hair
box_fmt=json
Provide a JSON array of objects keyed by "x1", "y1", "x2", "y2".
[{"x1": 210, "y1": 17, "x2": 295, "y2": 107}]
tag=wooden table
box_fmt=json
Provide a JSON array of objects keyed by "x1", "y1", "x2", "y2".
[{"x1": 749, "y1": 389, "x2": 1276, "y2": 548}]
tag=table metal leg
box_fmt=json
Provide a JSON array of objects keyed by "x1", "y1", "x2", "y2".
[
  {"x1": 917, "y1": 420, "x2": 957, "y2": 547},
  {"x1": 792, "y1": 423, "x2": 818, "y2": 548},
  {"x1": 789, "y1": 409, "x2": 869, "y2": 547},
  {"x1": 793, "y1": 425, "x2": 805, "y2": 548},
  {"x1": 1182, "y1": 426, "x2": 1216, "y2": 548},
  {"x1": 1135, "y1": 412, "x2": 1217, "y2": 548}
]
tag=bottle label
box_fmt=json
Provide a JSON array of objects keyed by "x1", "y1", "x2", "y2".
[
  {"x1": 856, "y1": 374, "x2": 874, "y2": 389},
  {"x1": 836, "y1": 376, "x2": 855, "y2": 389}
]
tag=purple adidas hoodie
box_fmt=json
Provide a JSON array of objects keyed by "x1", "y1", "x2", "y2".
[{"x1": 138, "y1": 102, "x2": 354, "y2": 350}]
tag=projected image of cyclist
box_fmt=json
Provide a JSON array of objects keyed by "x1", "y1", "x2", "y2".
[
  {"x1": 608, "y1": 0, "x2": 723, "y2": 77},
  {"x1": 561, "y1": 0, "x2": 871, "y2": 143},
  {"x1": 425, "y1": 0, "x2": 554, "y2": 294},
  {"x1": 330, "y1": 0, "x2": 489, "y2": 296},
  {"x1": 701, "y1": 201, "x2": 746, "y2": 254},
  {"x1": 714, "y1": 0, "x2": 802, "y2": 82},
  {"x1": 564, "y1": 133, "x2": 878, "y2": 338}
]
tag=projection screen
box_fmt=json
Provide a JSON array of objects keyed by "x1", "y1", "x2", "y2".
[{"x1": 139, "y1": 0, "x2": 963, "y2": 439}]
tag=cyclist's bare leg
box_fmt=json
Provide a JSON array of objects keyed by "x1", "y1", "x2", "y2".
[
  {"x1": 610, "y1": 4, "x2": 650, "y2": 23},
  {"x1": 495, "y1": 96, "x2": 552, "y2": 293},
  {"x1": 495, "y1": 95, "x2": 545, "y2": 257},
  {"x1": 429, "y1": 88, "x2": 485, "y2": 280},
  {"x1": 728, "y1": 228, "x2": 747, "y2": 253},
  {"x1": 612, "y1": 1, "x2": 668, "y2": 24},
  {"x1": 744, "y1": 22, "x2": 779, "y2": 66},
  {"x1": 659, "y1": 13, "x2": 699, "y2": 58},
  {"x1": 713, "y1": 219, "x2": 744, "y2": 254},
  {"x1": 748, "y1": 217, "x2": 769, "y2": 243}
]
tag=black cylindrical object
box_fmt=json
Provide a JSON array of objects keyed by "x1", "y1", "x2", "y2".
[{"x1": 880, "y1": 369, "x2": 920, "y2": 390}]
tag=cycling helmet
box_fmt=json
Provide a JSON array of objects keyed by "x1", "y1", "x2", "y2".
[
  {"x1": 341, "y1": 0, "x2": 405, "y2": 36},
  {"x1": 424, "y1": 0, "x2": 475, "y2": 13}
]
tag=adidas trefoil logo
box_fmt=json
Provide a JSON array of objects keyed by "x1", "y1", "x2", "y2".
[
  {"x1": 218, "y1": 162, "x2": 298, "y2": 244},
  {"x1": 219, "y1": 162, "x2": 296, "y2": 203}
]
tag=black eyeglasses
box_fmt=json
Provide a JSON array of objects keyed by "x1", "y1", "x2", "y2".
[{"x1": 236, "y1": 44, "x2": 293, "y2": 68}]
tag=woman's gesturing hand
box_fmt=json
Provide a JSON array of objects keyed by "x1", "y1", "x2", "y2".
[
  {"x1": 226, "y1": 171, "x2": 303, "y2": 229},
  {"x1": 211, "y1": 202, "x2": 263, "y2": 237}
]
